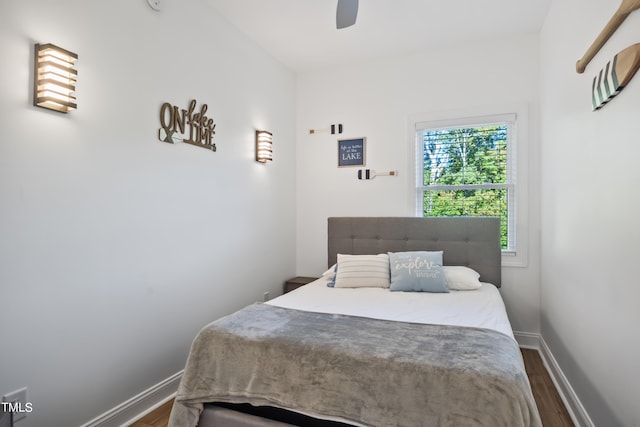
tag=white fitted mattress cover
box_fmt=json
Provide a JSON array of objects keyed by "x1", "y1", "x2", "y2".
[{"x1": 267, "y1": 276, "x2": 515, "y2": 339}]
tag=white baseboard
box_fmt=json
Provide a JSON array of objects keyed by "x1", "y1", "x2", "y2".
[
  {"x1": 514, "y1": 331, "x2": 540, "y2": 349},
  {"x1": 537, "y1": 338, "x2": 594, "y2": 427},
  {"x1": 513, "y1": 331, "x2": 593, "y2": 427},
  {"x1": 79, "y1": 370, "x2": 183, "y2": 427}
]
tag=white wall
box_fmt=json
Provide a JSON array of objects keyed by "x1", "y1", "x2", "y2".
[
  {"x1": 0, "y1": 2, "x2": 296, "y2": 427},
  {"x1": 540, "y1": 1, "x2": 640, "y2": 425},
  {"x1": 296, "y1": 34, "x2": 542, "y2": 334}
]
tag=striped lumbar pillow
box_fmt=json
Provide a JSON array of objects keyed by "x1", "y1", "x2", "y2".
[{"x1": 333, "y1": 253, "x2": 390, "y2": 288}]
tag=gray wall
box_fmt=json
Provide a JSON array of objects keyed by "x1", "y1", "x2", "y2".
[
  {"x1": 540, "y1": 0, "x2": 640, "y2": 425},
  {"x1": 0, "y1": 2, "x2": 296, "y2": 426}
]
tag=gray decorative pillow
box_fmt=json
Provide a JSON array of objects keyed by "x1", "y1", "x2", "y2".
[{"x1": 388, "y1": 251, "x2": 449, "y2": 293}]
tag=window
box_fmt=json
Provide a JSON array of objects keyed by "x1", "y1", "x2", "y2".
[{"x1": 411, "y1": 106, "x2": 528, "y2": 266}]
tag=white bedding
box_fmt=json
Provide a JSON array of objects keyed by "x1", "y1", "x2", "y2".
[{"x1": 268, "y1": 276, "x2": 515, "y2": 339}]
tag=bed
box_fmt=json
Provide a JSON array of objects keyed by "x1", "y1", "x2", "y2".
[{"x1": 168, "y1": 217, "x2": 541, "y2": 427}]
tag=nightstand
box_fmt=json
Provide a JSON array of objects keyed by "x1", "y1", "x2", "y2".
[{"x1": 283, "y1": 276, "x2": 318, "y2": 293}]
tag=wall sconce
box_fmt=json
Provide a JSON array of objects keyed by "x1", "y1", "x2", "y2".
[
  {"x1": 34, "y1": 43, "x2": 78, "y2": 113},
  {"x1": 256, "y1": 130, "x2": 273, "y2": 163}
]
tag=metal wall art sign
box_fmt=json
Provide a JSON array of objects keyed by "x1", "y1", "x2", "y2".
[{"x1": 158, "y1": 99, "x2": 216, "y2": 152}]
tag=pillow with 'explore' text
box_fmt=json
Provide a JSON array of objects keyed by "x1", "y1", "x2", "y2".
[{"x1": 388, "y1": 251, "x2": 448, "y2": 293}]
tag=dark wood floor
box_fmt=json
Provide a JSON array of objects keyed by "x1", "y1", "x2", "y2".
[
  {"x1": 129, "y1": 348, "x2": 573, "y2": 427},
  {"x1": 521, "y1": 348, "x2": 574, "y2": 426},
  {"x1": 130, "y1": 398, "x2": 174, "y2": 427}
]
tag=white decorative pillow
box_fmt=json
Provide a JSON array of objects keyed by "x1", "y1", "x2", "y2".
[
  {"x1": 322, "y1": 265, "x2": 337, "y2": 277},
  {"x1": 443, "y1": 266, "x2": 482, "y2": 290},
  {"x1": 333, "y1": 254, "x2": 390, "y2": 288},
  {"x1": 323, "y1": 264, "x2": 338, "y2": 287}
]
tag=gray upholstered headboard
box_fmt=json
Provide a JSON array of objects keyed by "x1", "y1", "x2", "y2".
[{"x1": 328, "y1": 217, "x2": 501, "y2": 287}]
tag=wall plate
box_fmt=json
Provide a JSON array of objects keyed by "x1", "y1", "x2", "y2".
[
  {"x1": 2, "y1": 387, "x2": 28, "y2": 422},
  {"x1": 146, "y1": 0, "x2": 161, "y2": 11}
]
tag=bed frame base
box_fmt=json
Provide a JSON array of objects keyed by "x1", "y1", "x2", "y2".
[{"x1": 199, "y1": 403, "x2": 352, "y2": 427}]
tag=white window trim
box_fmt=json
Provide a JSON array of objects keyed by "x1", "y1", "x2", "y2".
[{"x1": 406, "y1": 104, "x2": 529, "y2": 268}]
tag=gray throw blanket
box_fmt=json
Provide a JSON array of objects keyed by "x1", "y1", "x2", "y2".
[{"x1": 169, "y1": 303, "x2": 541, "y2": 427}]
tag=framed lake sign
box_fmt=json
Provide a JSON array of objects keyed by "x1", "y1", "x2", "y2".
[{"x1": 338, "y1": 137, "x2": 366, "y2": 167}]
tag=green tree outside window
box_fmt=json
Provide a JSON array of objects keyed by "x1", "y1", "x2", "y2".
[{"x1": 420, "y1": 124, "x2": 512, "y2": 250}]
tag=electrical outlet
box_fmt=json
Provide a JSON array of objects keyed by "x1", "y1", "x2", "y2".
[
  {"x1": 263, "y1": 291, "x2": 270, "y2": 302},
  {"x1": 2, "y1": 387, "x2": 30, "y2": 422}
]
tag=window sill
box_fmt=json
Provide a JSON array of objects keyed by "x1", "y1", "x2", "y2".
[{"x1": 501, "y1": 251, "x2": 528, "y2": 268}]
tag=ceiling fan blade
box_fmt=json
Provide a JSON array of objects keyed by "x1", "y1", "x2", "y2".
[{"x1": 336, "y1": 0, "x2": 358, "y2": 29}]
